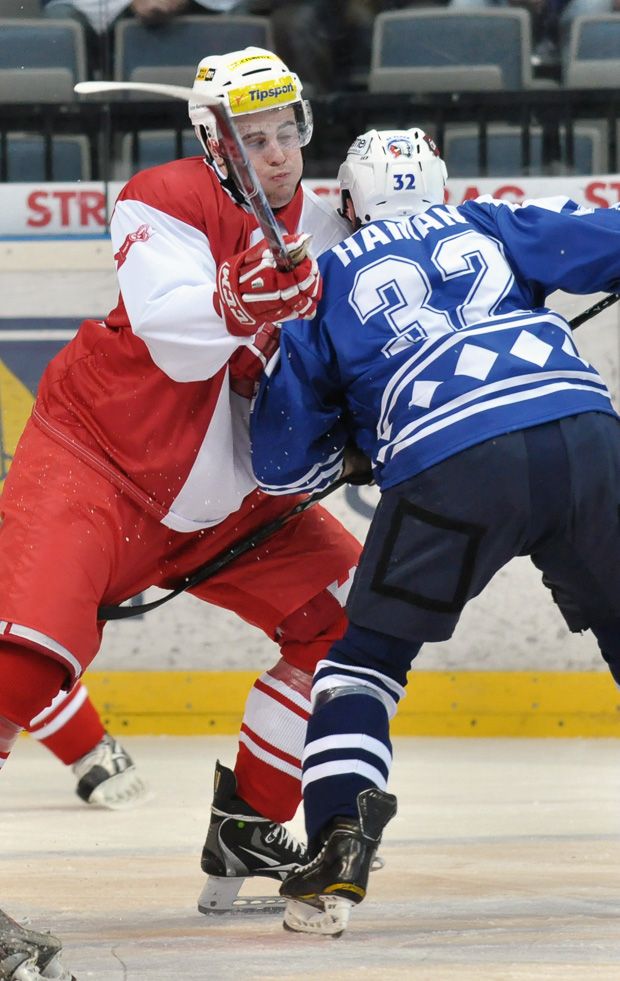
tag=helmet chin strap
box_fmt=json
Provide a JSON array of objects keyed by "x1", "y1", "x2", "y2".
[
  {"x1": 218, "y1": 158, "x2": 248, "y2": 205},
  {"x1": 199, "y1": 128, "x2": 248, "y2": 206}
]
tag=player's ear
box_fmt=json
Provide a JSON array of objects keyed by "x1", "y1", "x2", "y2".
[
  {"x1": 345, "y1": 196, "x2": 358, "y2": 227},
  {"x1": 207, "y1": 137, "x2": 227, "y2": 172},
  {"x1": 339, "y1": 189, "x2": 359, "y2": 230}
]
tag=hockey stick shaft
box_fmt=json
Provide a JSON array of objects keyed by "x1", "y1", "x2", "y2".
[
  {"x1": 74, "y1": 80, "x2": 295, "y2": 271},
  {"x1": 569, "y1": 292, "x2": 619, "y2": 330},
  {"x1": 98, "y1": 477, "x2": 346, "y2": 620}
]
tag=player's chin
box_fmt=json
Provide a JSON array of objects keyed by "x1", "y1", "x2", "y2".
[{"x1": 266, "y1": 180, "x2": 297, "y2": 209}]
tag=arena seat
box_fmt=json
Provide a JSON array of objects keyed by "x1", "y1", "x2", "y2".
[
  {"x1": 0, "y1": 0, "x2": 42, "y2": 16},
  {"x1": 0, "y1": 19, "x2": 86, "y2": 102},
  {"x1": 443, "y1": 123, "x2": 605, "y2": 177},
  {"x1": 563, "y1": 14, "x2": 620, "y2": 88},
  {"x1": 2, "y1": 133, "x2": 90, "y2": 180},
  {"x1": 368, "y1": 9, "x2": 541, "y2": 93},
  {"x1": 114, "y1": 15, "x2": 273, "y2": 92},
  {"x1": 117, "y1": 129, "x2": 197, "y2": 179}
]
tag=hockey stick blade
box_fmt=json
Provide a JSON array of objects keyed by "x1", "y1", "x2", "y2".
[{"x1": 74, "y1": 80, "x2": 295, "y2": 271}]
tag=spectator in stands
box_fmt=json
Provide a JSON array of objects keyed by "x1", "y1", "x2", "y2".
[
  {"x1": 42, "y1": 0, "x2": 254, "y2": 76},
  {"x1": 256, "y1": 1, "x2": 438, "y2": 96},
  {"x1": 447, "y1": 0, "x2": 559, "y2": 68},
  {"x1": 43, "y1": 0, "x2": 421, "y2": 91},
  {"x1": 266, "y1": 0, "x2": 376, "y2": 95}
]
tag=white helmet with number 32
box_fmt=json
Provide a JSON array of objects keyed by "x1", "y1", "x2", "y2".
[{"x1": 338, "y1": 128, "x2": 448, "y2": 225}]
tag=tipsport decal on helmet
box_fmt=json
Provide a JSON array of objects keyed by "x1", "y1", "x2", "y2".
[
  {"x1": 226, "y1": 75, "x2": 299, "y2": 115},
  {"x1": 189, "y1": 46, "x2": 313, "y2": 203},
  {"x1": 190, "y1": 47, "x2": 307, "y2": 127}
]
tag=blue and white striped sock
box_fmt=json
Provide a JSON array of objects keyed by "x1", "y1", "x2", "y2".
[{"x1": 302, "y1": 657, "x2": 405, "y2": 846}]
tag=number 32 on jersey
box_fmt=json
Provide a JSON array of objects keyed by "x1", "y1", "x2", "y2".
[{"x1": 349, "y1": 229, "x2": 514, "y2": 359}]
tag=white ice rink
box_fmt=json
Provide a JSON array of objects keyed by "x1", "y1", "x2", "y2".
[{"x1": 2, "y1": 734, "x2": 619, "y2": 980}]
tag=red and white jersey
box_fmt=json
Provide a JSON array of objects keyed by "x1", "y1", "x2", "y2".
[{"x1": 33, "y1": 157, "x2": 350, "y2": 532}]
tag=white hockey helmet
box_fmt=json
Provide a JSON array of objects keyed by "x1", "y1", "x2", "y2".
[
  {"x1": 338, "y1": 128, "x2": 448, "y2": 225},
  {"x1": 189, "y1": 47, "x2": 313, "y2": 195}
]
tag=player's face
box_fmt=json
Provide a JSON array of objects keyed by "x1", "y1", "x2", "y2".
[{"x1": 236, "y1": 106, "x2": 304, "y2": 209}]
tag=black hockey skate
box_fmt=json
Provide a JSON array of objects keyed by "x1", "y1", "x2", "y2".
[
  {"x1": 280, "y1": 787, "x2": 397, "y2": 936},
  {"x1": 197, "y1": 760, "x2": 308, "y2": 915},
  {"x1": 0, "y1": 908, "x2": 75, "y2": 980}
]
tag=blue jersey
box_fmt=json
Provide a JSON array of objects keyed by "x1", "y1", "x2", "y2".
[{"x1": 251, "y1": 196, "x2": 620, "y2": 495}]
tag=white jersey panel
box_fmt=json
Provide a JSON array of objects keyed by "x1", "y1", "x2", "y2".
[
  {"x1": 163, "y1": 382, "x2": 255, "y2": 531},
  {"x1": 297, "y1": 184, "x2": 351, "y2": 257},
  {"x1": 112, "y1": 199, "x2": 239, "y2": 383}
]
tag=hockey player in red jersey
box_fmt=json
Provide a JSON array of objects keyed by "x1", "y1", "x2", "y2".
[{"x1": 0, "y1": 45, "x2": 359, "y2": 976}]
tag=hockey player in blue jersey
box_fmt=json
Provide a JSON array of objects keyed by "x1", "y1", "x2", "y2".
[{"x1": 250, "y1": 127, "x2": 620, "y2": 936}]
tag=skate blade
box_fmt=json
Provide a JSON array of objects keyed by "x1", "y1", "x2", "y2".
[
  {"x1": 40, "y1": 952, "x2": 76, "y2": 980},
  {"x1": 7, "y1": 954, "x2": 40, "y2": 981},
  {"x1": 197, "y1": 876, "x2": 286, "y2": 916},
  {"x1": 282, "y1": 896, "x2": 354, "y2": 937},
  {"x1": 87, "y1": 770, "x2": 154, "y2": 811},
  {"x1": 4, "y1": 954, "x2": 75, "y2": 981}
]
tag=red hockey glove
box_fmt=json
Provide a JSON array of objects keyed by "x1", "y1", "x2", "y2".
[
  {"x1": 215, "y1": 232, "x2": 322, "y2": 337},
  {"x1": 228, "y1": 322, "x2": 281, "y2": 399}
]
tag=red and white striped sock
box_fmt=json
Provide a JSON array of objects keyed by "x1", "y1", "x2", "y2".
[
  {"x1": 0, "y1": 641, "x2": 70, "y2": 770},
  {"x1": 234, "y1": 659, "x2": 311, "y2": 823},
  {"x1": 28, "y1": 682, "x2": 106, "y2": 766}
]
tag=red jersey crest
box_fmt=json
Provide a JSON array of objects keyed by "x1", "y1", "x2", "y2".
[{"x1": 114, "y1": 224, "x2": 153, "y2": 269}]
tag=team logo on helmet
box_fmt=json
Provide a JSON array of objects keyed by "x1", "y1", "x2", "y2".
[{"x1": 387, "y1": 137, "x2": 414, "y2": 159}]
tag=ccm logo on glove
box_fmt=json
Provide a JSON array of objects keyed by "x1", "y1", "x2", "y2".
[
  {"x1": 217, "y1": 262, "x2": 256, "y2": 331},
  {"x1": 215, "y1": 232, "x2": 322, "y2": 337}
]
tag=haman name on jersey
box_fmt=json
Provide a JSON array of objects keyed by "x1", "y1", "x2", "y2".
[{"x1": 332, "y1": 205, "x2": 469, "y2": 267}]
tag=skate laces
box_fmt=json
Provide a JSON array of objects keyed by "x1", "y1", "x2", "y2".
[{"x1": 266, "y1": 823, "x2": 305, "y2": 859}]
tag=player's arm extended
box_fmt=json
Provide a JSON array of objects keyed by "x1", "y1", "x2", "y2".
[{"x1": 250, "y1": 325, "x2": 348, "y2": 495}]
